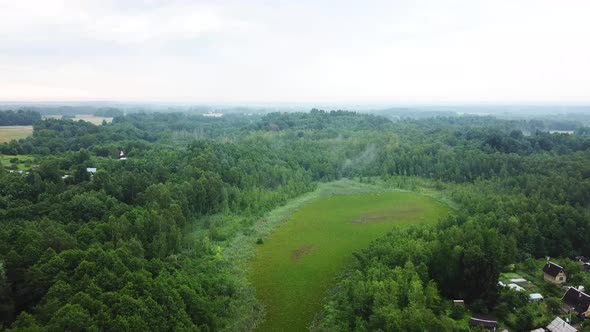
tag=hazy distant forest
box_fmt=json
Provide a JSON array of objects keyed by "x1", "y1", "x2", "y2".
[{"x1": 1, "y1": 108, "x2": 590, "y2": 331}]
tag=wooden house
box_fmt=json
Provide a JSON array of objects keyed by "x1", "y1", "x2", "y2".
[
  {"x1": 469, "y1": 315, "x2": 498, "y2": 331},
  {"x1": 543, "y1": 261, "x2": 566, "y2": 284},
  {"x1": 546, "y1": 316, "x2": 576, "y2": 332},
  {"x1": 562, "y1": 287, "x2": 590, "y2": 319}
]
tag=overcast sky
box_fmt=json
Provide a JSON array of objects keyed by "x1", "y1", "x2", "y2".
[{"x1": 1, "y1": 0, "x2": 589, "y2": 103}]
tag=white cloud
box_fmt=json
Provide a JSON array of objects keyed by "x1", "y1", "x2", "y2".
[{"x1": 0, "y1": 0, "x2": 589, "y2": 102}]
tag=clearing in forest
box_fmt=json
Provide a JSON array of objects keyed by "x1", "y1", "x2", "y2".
[
  {"x1": 0, "y1": 126, "x2": 33, "y2": 143},
  {"x1": 249, "y1": 191, "x2": 449, "y2": 331}
]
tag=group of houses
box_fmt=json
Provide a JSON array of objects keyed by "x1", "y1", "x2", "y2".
[
  {"x1": 470, "y1": 315, "x2": 583, "y2": 332},
  {"x1": 470, "y1": 260, "x2": 590, "y2": 331}
]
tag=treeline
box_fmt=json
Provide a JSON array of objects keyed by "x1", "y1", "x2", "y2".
[{"x1": 0, "y1": 111, "x2": 41, "y2": 126}]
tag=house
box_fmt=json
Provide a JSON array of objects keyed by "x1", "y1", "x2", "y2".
[
  {"x1": 543, "y1": 262, "x2": 566, "y2": 284},
  {"x1": 118, "y1": 150, "x2": 127, "y2": 160},
  {"x1": 86, "y1": 167, "x2": 97, "y2": 174},
  {"x1": 546, "y1": 316, "x2": 576, "y2": 332},
  {"x1": 469, "y1": 315, "x2": 498, "y2": 331},
  {"x1": 584, "y1": 263, "x2": 590, "y2": 273},
  {"x1": 453, "y1": 299, "x2": 464, "y2": 306},
  {"x1": 529, "y1": 293, "x2": 544, "y2": 302},
  {"x1": 562, "y1": 287, "x2": 590, "y2": 319},
  {"x1": 575, "y1": 256, "x2": 589, "y2": 264}
]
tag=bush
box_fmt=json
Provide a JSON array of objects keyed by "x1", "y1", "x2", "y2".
[{"x1": 256, "y1": 238, "x2": 264, "y2": 245}]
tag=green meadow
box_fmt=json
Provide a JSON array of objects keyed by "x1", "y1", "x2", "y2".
[
  {"x1": 0, "y1": 154, "x2": 35, "y2": 170},
  {"x1": 249, "y1": 190, "x2": 449, "y2": 331}
]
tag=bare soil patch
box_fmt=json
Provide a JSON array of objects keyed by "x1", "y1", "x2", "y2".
[{"x1": 291, "y1": 244, "x2": 314, "y2": 261}]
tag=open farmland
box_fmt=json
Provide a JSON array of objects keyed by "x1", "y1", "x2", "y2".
[
  {"x1": 0, "y1": 126, "x2": 33, "y2": 143},
  {"x1": 249, "y1": 191, "x2": 449, "y2": 331}
]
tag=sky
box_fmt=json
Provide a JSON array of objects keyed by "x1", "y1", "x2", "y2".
[{"x1": 0, "y1": 0, "x2": 589, "y2": 104}]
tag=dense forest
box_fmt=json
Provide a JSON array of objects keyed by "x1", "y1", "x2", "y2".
[
  {"x1": 1, "y1": 109, "x2": 589, "y2": 331},
  {"x1": 0, "y1": 111, "x2": 41, "y2": 126}
]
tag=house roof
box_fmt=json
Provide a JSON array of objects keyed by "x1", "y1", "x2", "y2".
[
  {"x1": 576, "y1": 256, "x2": 589, "y2": 263},
  {"x1": 546, "y1": 316, "x2": 576, "y2": 332},
  {"x1": 543, "y1": 262, "x2": 564, "y2": 277},
  {"x1": 562, "y1": 287, "x2": 590, "y2": 314},
  {"x1": 469, "y1": 315, "x2": 498, "y2": 329},
  {"x1": 530, "y1": 293, "x2": 544, "y2": 300},
  {"x1": 508, "y1": 283, "x2": 525, "y2": 291}
]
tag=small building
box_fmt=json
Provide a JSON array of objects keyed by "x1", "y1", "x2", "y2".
[
  {"x1": 453, "y1": 299, "x2": 464, "y2": 306},
  {"x1": 575, "y1": 256, "x2": 589, "y2": 264},
  {"x1": 118, "y1": 150, "x2": 127, "y2": 160},
  {"x1": 546, "y1": 316, "x2": 576, "y2": 332},
  {"x1": 508, "y1": 283, "x2": 525, "y2": 292},
  {"x1": 469, "y1": 315, "x2": 498, "y2": 331},
  {"x1": 510, "y1": 278, "x2": 528, "y2": 283},
  {"x1": 562, "y1": 287, "x2": 590, "y2": 319},
  {"x1": 584, "y1": 263, "x2": 590, "y2": 273},
  {"x1": 543, "y1": 262, "x2": 566, "y2": 284},
  {"x1": 529, "y1": 293, "x2": 544, "y2": 302},
  {"x1": 86, "y1": 168, "x2": 97, "y2": 175}
]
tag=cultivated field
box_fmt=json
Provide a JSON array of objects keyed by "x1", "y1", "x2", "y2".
[
  {"x1": 0, "y1": 126, "x2": 33, "y2": 143},
  {"x1": 249, "y1": 191, "x2": 449, "y2": 331}
]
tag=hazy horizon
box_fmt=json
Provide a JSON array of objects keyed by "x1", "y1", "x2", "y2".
[{"x1": 1, "y1": 0, "x2": 589, "y2": 103}]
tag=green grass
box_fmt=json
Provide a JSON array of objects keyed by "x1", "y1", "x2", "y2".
[
  {"x1": 0, "y1": 126, "x2": 33, "y2": 143},
  {"x1": 0, "y1": 154, "x2": 35, "y2": 170},
  {"x1": 248, "y1": 188, "x2": 449, "y2": 331}
]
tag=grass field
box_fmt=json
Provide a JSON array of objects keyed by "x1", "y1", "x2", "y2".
[
  {"x1": 0, "y1": 154, "x2": 35, "y2": 170},
  {"x1": 0, "y1": 126, "x2": 33, "y2": 143},
  {"x1": 43, "y1": 114, "x2": 113, "y2": 125},
  {"x1": 249, "y1": 190, "x2": 449, "y2": 331},
  {"x1": 73, "y1": 114, "x2": 113, "y2": 125}
]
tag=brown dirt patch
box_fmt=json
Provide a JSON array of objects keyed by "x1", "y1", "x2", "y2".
[
  {"x1": 291, "y1": 244, "x2": 314, "y2": 261},
  {"x1": 352, "y1": 208, "x2": 423, "y2": 224}
]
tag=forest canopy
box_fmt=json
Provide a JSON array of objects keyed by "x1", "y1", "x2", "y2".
[
  {"x1": 0, "y1": 109, "x2": 589, "y2": 331},
  {"x1": 0, "y1": 110, "x2": 41, "y2": 126}
]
